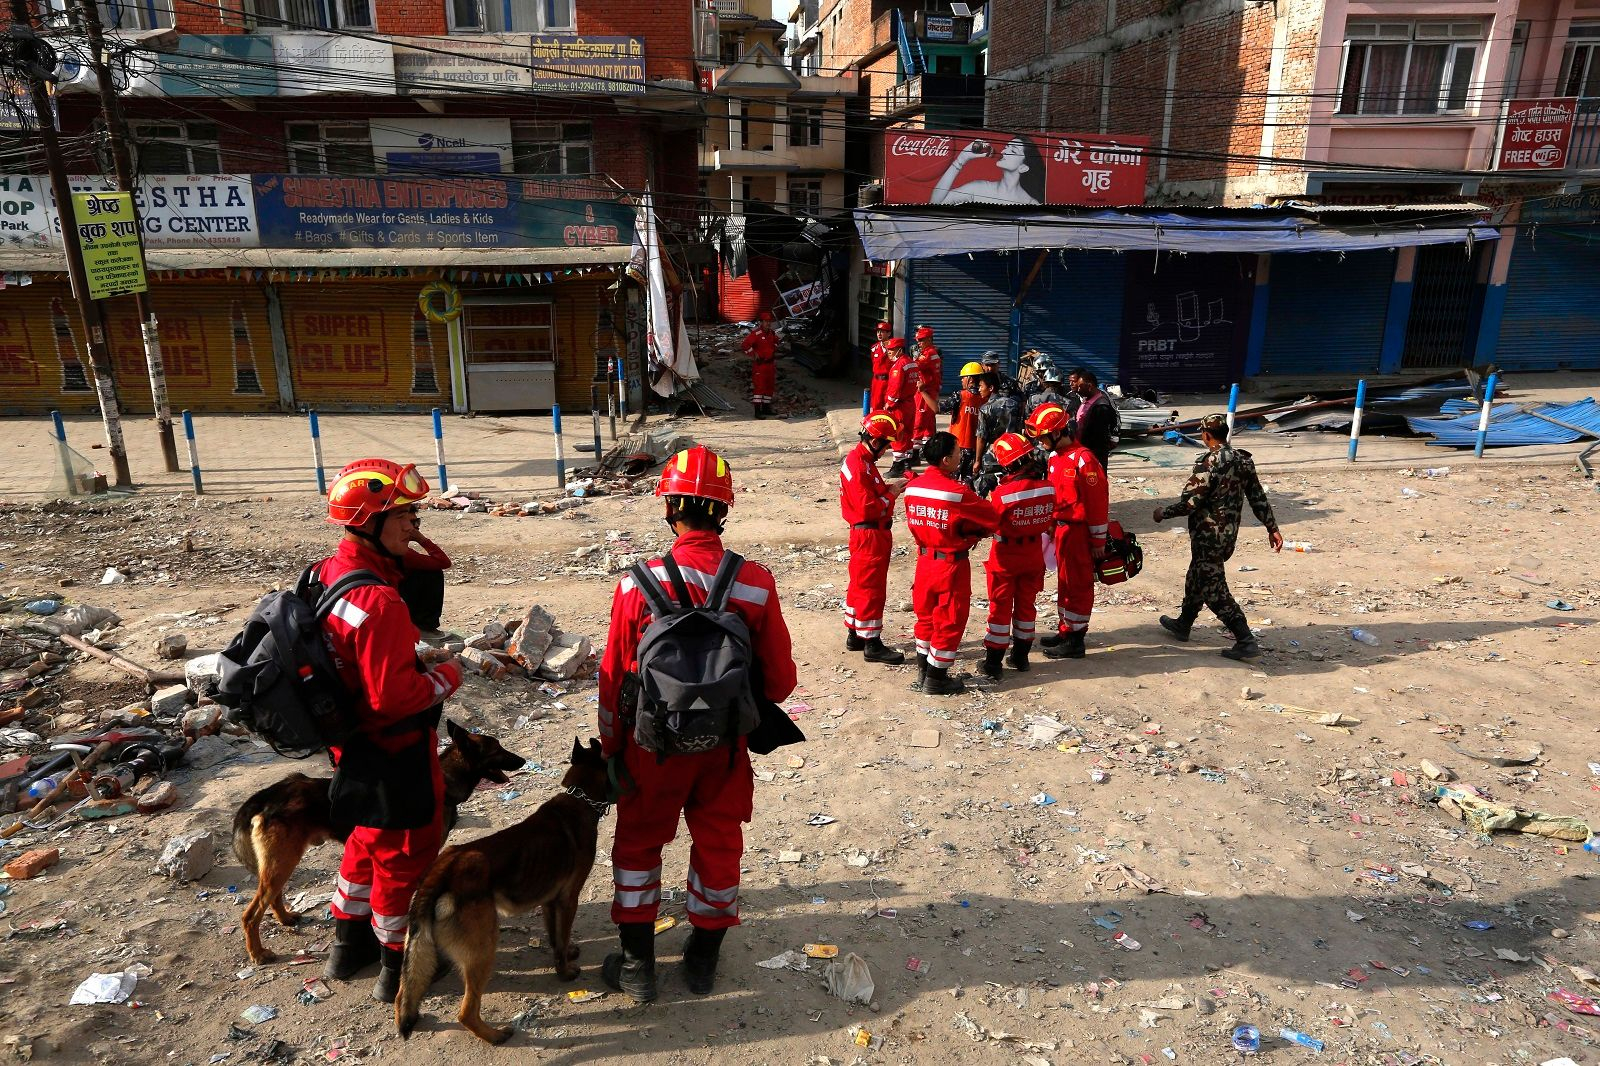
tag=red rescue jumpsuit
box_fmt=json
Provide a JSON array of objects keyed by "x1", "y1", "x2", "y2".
[
  {"x1": 903, "y1": 468, "x2": 1000, "y2": 670},
  {"x1": 598, "y1": 531, "x2": 797, "y2": 931},
  {"x1": 742, "y1": 325, "x2": 779, "y2": 408},
  {"x1": 1048, "y1": 445, "x2": 1109, "y2": 635},
  {"x1": 884, "y1": 351, "x2": 919, "y2": 465},
  {"x1": 839, "y1": 440, "x2": 896, "y2": 642},
  {"x1": 321, "y1": 538, "x2": 463, "y2": 951},
  {"x1": 984, "y1": 473, "x2": 1055, "y2": 649},
  {"x1": 912, "y1": 344, "x2": 942, "y2": 449},
  {"x1": 868, "y1": 340, "x2": 896, "y2": 412}
]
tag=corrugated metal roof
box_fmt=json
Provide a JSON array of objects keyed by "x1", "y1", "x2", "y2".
[
  {"x1": 1277, "y1": 200, "x2": 1490, "y2": 214},
  {"x1": 0, "y1": 245, "x2": 632, "y2": 272}
]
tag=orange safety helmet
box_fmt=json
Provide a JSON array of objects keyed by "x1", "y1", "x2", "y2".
[
  {"x1": 327, "y1": 458, "x2": 429, "y2": 527},
  {"x1": 861, "y1": 411, "x2": 900, "y2": 441},
  {"x1": 990, "y1": 432, "x2": 1033, "y2": 469},
  {"x1": 914, "y1": 325, "x2": 935, "y2": 341},
  {"x1": 1024, "y1": 402, "x2": 1071, "y2": 439},
  {"x1": 656, "y1": 445, "x2": 735, "y2": 507}
]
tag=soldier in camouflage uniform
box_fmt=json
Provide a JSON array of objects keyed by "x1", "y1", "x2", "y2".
[{"x1": 1151, "y1": 413, "x2": 1284, "y2": 660}]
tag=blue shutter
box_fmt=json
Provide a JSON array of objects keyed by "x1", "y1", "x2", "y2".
[
  {"x1": 906, "y1": 254, "x2": 1016, "y2": 393},
  {"x1": 1496, "y1": 232, "x2": 1600, "y2": 371},
  {"x1": 1260, "y1": 250, "x2": 1395, "y2": 377},
  {"x1": 1017, "y1": 250, "x2": 1123, "y2": 385}
]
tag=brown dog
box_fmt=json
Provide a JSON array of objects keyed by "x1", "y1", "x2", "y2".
[
  {"x1": 395, "y1": 737, "x2": 610, "y2": 1045},
  {"x1": 231, "y1": 720, "x2": 525, "y2": 964}
]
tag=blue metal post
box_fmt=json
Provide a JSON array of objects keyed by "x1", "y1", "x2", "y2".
[
  {"x1": 51, "y1": 410, "x2": 78, "y2": 496},
  {"x1": 1347, "y1": 379, "x2": 1367, "y2": 463},
  {"x1": 1226, "y1": 383, "x2": 1241, "y2": 436},
  {"x1": 552, "y1": 404, "x2": 566, "y2": 489},
  {"x1": 862, "y1": 388, "x2": 870, "y2": 416},
  {"x1": 181, "y1": 410, "x2": 203, "y2": 494},
  {"x1": 1474, "y1": 373, "x2": 1499, "y2": 459},
  {"x1": 431, "y1": 407, "x2": 448, "y2": 491},
  {"x1": 308, "y1": 409, "x2": 326, "y2": 494}
]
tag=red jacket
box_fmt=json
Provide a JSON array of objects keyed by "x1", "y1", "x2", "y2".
[
  {"x1": 868, "y1": 341, "x2": 896, "y2": 410},
  {"x1": 598, "y1": 530, "x2": 797, "y2": 758},
  {"x1": 742, "y1": 327, "x2": 779, "y2": 362},
  {"x1": 317, "y1": 538, "x2": 462, "y2": 747},
  {"x1": 903, "y1": 468, "x2": 999, "y2": 553},
  {"x1": 1048, "y1": 445, "x2": 1110, "y2": 547},
  {"x1": 989, "y1": 473, "x2": 1055, "y2": 563},
  {"x1": 885, "y1": 352, "x2": 918, "y2": 412},
  {"x1": 914, "y1": 346, "x2": 942, "y2": 411},
  {"x1": 400, "y1": 535, "x2": 451, "y2": 572},
  {"x1": 840, "y1": 441, "x2": 895, "y2": 528}
]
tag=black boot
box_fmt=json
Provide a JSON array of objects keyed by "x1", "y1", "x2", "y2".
[
  {"x1": 1159, "y1": 615, "x2": 1193, "y2": 642},
  {"x1": 845, "y1": 630, "x2": 865, "y2": 652},
  {"x1": 887, "y1": 459, "x2": 910, "y2": 479},
  {"x1": 1006, "y1": 639, "x2": 1032, "y2": 672},
  {"x1": 601, "y1": 922, "x2": 658, "y2": 1003},
  {"x1": 323, "y1": 917, "x2": 381, "y2": 981},
  {"x1": 1220, "y1": 621, "x2": 1262, "y2": 661},
  {"x1": 753, "y1": 403, "x2": 766, "y2": 420},
  {"x1": 909, "y1": 654, "x2": 928, "y2": 692},
  {"x1": 1045, "y1": 631, "x2": 1086, "y2": 659},
  {"x1": 909, "y1": 444, "x2": 923, "y2": 468},
  {"x1": 682, "y1": 926, "x2": 727, "y2": 995},
  {"x1": 862, "y1": 638, "x2": 905, "y2": 665},
  {"x1": 1040, "y1": 629, "x2": 1067, "y2": 649},
  {"x1": 371, "y1": 945, "x2": 404, "y2": 1004},
  {"x1": 923, "y1": 665, "x2": 966, "y2": 696},
  {"x1": 977, "y1": 646, "x2": 1004, "y2": 679}
]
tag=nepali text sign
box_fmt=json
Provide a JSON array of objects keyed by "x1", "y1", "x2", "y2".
[
  {"x1": 529, "y1": 36, "x2": 645, "y2": 94},
  {"x1": 882, "y1": 129, "x2": 1149, "y2": 208},
  {"x1": 0, "y1": 175, "x2": 260, "y2": 248},
  {"x1": 250, "y1": 174, "x2": 634, "y2": 250},
  {"x1": 159, "y1": 35, "x2": 279, "y2": 96},
  {"x1": 1497, "y1": 98, "x2": 1577, "y2": 171},
  {"x1": 394, "y1": 34, "x2": 534, "y2": 93},
  {"x1": 271, "y1": 33, "x2": 394, "y2": 96},
  {"x1": 71, "y1": 192, "x2": 147, "y2": 300}
]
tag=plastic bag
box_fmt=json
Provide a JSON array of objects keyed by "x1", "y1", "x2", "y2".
[{"x1": 824, "y1": 952, "x2": 874, "y2": 1005}]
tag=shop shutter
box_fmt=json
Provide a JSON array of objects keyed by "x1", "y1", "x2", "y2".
[
  {"x1": 718, "y1": 255, "x2": 782, "y2": 322},
  {"x1": 104, "y1": 283, "x2": 280, "y2": 414},
  {"x1": 554, "y1": 278, "x2": 610, "y2": 412},
  {"x1": 1496, "y1": 232, "x2": 1600, "y2": 371},
  {"x1": 1260, "y1": 251, "x2": 1394, "y2": 377},
  {"x1": 1017, "y1": 250, "x2": 1123, "y2": 385},
  {"x1": 280, "y1": 283, "x2": 452, "y2": 409},
  {"x1": 0, "y1": 280, "x2": 101, "y2": 414},
  {"x1": 907, "y1": 253, "x2": 1015, "y2": 393}
]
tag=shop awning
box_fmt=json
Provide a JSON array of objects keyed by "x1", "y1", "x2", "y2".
[
  {"x1": 0, "y1": 245, "x2": 632, "y2": 273},
  {"x1": 853, "y1": 208, "x2": 1501, "y2": 260}
]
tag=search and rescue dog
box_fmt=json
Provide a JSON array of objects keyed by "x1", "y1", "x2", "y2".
[
  {"x1": 395, "y1": 737, "x2": 610, "y2": 1045},
  {"x1": 231, "y1": 720, "x2": 526, "y2": 965}
]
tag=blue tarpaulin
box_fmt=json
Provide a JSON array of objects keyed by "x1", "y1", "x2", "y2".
[{"x1": 1405, "y1": 398, "x2": 1600, "y2": 447}]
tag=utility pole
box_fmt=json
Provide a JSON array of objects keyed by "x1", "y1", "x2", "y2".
[
  {"x1": 77, "y1": 0, "x2": 177, "y2": 472},
  {"x1": 8, "y1": 0, "x2": 132, "y2": 487}
]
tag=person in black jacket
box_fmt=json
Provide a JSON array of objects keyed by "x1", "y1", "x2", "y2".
[{"x1": 1068, "y1": 367, "x2": 1118, "y2": 472}]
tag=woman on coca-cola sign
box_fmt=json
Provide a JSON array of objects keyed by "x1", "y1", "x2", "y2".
[{"x1": 930, "y1": 136, "x2": 1045, "y2": 206}]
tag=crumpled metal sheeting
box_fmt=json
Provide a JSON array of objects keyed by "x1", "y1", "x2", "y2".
[{"x1": 1405, "y1": 397, "x2": 1600, "y2": 447}]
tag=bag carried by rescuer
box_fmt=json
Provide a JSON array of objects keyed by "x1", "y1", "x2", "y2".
[
  {"x1": 211, "y1": 565, "x2": 383, "y2": 758},
  {"x1": 1095, "y1": 520, "x2": 1144, "y2": 585},
  {"x1": 626, "y1": 551, "x2": 760, "y2": 756}
]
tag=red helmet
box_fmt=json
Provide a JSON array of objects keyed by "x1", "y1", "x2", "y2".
[
  {"x1": 914, "y1": 325, "x2": 934, "y2": 341},
  {"x1": 758, "y1": 311, "x2": 773, "y2": 322},
  {"x1": 656, "y1": 445, "x2": 734, "y2": 507},
  {"x1": 990, "y1": 432, "x2": 1032, "y2": 469},
  {"x1": 875, "y1": 320, "x2": 892, "y2": 332},
  {"x1": 886, "y1": 337, "x2": 905, "y2": 350},
  {"x1": 1025, "y1": 402, "x2": 1071, "y2": 439},
  {"x1": 327, "y1": 458, "x2": 429, "y2": 527},
  {"x1": 861, "y1": 411, "x2": 900, "y2": 441}
]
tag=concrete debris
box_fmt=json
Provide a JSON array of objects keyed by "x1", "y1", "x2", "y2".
[
  {"x1": 535, "y1": 632, "x2": 593, "y2": 681},
  {"x1": 183, "y1": 652, "x2": 224, "y2": 695},
  {"x1": 149, "y1": 685, "x2": 191, "y2": 718},
  {"x1": 155, "y1": 829, "x2": 214, "y2": 881},
  {"x1": 156, "y1": 633, "x2": 188, "y2": 660},
  {"x1": 508, "y1": 605, "x2": 557, "y2": 668}
]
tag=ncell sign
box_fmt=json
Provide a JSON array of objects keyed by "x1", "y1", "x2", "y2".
[
  {"x1": 882, "y1": 129, "x2": 1149, "y2": 208},
  {"x1": 1496, "y1": 98, "x2": 1577, "y2": 171}
]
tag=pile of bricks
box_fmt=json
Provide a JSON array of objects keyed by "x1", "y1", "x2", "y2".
[{"x1": 453, "y1": 605, "x2": 594, "y2": 683}]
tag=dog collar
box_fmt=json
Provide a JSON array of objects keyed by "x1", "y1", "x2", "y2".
[{"x1": 565, "y1": 786, "x2": 612, "y2": 816}]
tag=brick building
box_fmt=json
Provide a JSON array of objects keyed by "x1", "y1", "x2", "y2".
[{"x1": 1, "y1": 0, "x2": 705, "y2": 414}]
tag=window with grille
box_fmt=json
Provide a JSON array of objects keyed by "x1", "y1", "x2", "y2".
[
  {"x1": 1338, "y1": 21, "x2": 1483, "y2": 115},
  {"x1": 451, "y1": 0, "x2": 576, "y2": 32},
  {"x1": 511, "y1": 122, "x2": 593, "y2": 175},
  {"x1": 1560, "y1": 25, "x2": 1600, "y2": 101},
  {"x1": 285, "y1": 122, "x2": 375, "y2": 174},
  {"x1": 131, "y1": 121, "x2": 221, "y2": 174},
  {"x1": 77, "y1": 1, "x2": 175, "y2": 30},
  {"x1": 247, "y1": 0, "x2": 374, "y2": 31},
  {"x1": 788, "y1": 106, "x2": 823, "y2": 147},
  {"x1": 788, "y1": 179, "x2": 821, "y2": 216}
]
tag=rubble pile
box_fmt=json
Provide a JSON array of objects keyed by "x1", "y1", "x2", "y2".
[{"x1": 426, "y1": 604, "x2": 595, "y2": 684}]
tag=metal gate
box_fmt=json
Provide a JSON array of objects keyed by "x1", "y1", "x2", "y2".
[
  {"x1": 1018, "y1": 250, "x2": 1124, "y2": 385},
  {"x1": 906, "y1": 253, "x2": 1015, "y2": 392},
  {"x1": 1495, "y1": 231, "x2": 1600, "y2": 370},
  {"x1": 1402, "y1": 242, "x2": 1483, "y2": 369},
  {"x1": 1260, "y1": 251, "x2": 1394, "y2": 377}
]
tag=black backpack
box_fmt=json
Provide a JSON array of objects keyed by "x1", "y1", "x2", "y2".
[
  {"x1": 627, "y1": 551, "x2": 759, "y2": 756},
  {"x1": 212, "y1": 565, "x2": 383, "y2": 759}
]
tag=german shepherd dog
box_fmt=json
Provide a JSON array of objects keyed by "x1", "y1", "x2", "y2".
[
  {"x1": 232, "y1": 720, "x2": 526, "y2": 964},
  {"x1": 395, "y1": 737, "x2": 610, "y2": 1045}
]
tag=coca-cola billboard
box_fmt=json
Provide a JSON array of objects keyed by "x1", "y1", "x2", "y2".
[
  {"x1": 1496, "y1": 98, "x2": 1577, "y2": 171},
  {"x1": 882, "y1": 129, "x2": 1150, "y2": 208}
]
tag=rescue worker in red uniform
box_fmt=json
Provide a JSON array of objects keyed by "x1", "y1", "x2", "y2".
[
  {"x1": 945, "y1": 360, "x2": 985, "y2": 482},
  {"x1": 840, "y1": 412, "x2": 908, "y2": 666},
  {"x1": 903, "y1": 431, "x2": 1000, "y2": 695},
  {"x1": 868, "y1": 320, "x2": 895, "y2": 413},
  {"x1": 978, "y1": 433, "x2": 1055, "y2": 679},
  {"x1": 1025, "y1": 404, "x2": 1109, "y2": 660},
  {"x1": 911, "y1": 325, "x2": 941, "y2": 464},
  {"x1": 742, "y1": 311, "x2": 780, "y2": 420},
  {"x1": 884, "y1": 337, "x2": 919, "y2": 478},
  {"x1": 318, "y1": 459, "x2": 464, "y2": 1003},
  {"x1": 598, "y1": 446, "x2": 797, "y2": 1003}
]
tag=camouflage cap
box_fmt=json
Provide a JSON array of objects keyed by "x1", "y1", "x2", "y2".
[{"x1": 1200, "y1": 413, "x2": 1228, "y2": 433}]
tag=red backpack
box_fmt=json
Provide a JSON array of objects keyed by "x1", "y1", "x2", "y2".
[{"x1": 1096, "y1": 521, "x2": 1144, "y2": 585}]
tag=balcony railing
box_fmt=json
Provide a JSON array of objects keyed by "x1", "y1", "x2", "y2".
[
  {"x1": 1573, "y1": 98, "x2": 1600, "y2": 170},
  {"x1": 871, "y1": 73, "x2": 986, "y2": 121}
]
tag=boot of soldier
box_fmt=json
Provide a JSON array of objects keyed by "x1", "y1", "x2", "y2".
[
  {"x1": 862, "y1": 638, "x2": 905, "y2": 665},
  {"x1": 845, "y1": 630, "x2": 865, "y2": 652},
  {"x1": 323, "y1": 917, "x2": 381, "y2": 981},
  {"x1": 1220, "y1": 621, "x2": 1262, "y2": 661},
  {"x1": 1045, "y1": 631, "x2": 1086, "y2": 660},
  {"x1": 370, "y1": 945, "x2": 404, "y2": 1004},
  {"x1": 1039, "y1": 629, "x2": 1067, "y2": 649},
  {"x1": 923, "y1": 665, "x2": 966, "y2": 696},
  {"x1": 1159, "y1": 615, "x2": 1194, "y2": 642},
  {"x1": 909, "y1": 654, "x2": 928, "y2": 692},
  {"x1": 601, "y1": 922, "x2": 659, "y2": 1003},
  {"x1": 977, "y1": 646, "x2": 1004, "y2": 680},
  {"x1": 682, "y1": 925, "x2": 727, "y2": 995},
  {"x1": 1006, "y1": 639, "x2": 1032, "y2": 672}
]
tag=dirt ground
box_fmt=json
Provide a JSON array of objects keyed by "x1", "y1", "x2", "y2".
[{"x1": 1, "y1": 346, "x2": 1598, "y2": 1066}]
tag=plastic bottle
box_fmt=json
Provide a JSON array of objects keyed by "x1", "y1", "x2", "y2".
[
  {"x1": 1584, "y1": 836, "x2": 1600, "y2": 856},
  {"x1": 1279, "y1": 1028, "x2": 1325, "y2": 1053},
  {"x1": 1422, "y1": 467, "x2": 1451, "y2": 478},
  {"x1": 1350, "y1": 628, "x2": 1380, "y2": 647},
  {"x1": 1230, "y1": 1025, "x2": 1262, "y2": 1052},
  {"x1": 24, "y1": 774, "x2": 64, "y2": 801},
  {"x1": 1283, "y1": 541, "x2": 1314, "y2": 553}
]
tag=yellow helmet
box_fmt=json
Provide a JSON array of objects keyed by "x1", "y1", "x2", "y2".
[{"x1": 959, "y1": 361, "x2": 985, "y2": 378}]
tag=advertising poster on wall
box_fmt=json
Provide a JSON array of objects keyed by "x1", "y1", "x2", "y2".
[{"x1": 882, "y1": 128, "x2": 1149, "y2": 208}]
